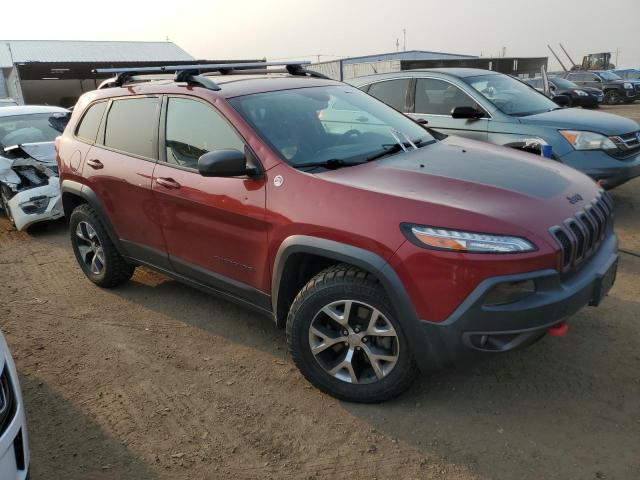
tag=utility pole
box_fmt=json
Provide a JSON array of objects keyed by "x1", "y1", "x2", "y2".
[
  {"x1": 396, "y1": 38, "x2": 400, "y2": 52},
  {"x1": 402, "y1": 29, "x2": 406, "y2": 51}
]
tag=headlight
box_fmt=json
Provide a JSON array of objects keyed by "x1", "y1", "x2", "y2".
[
  {"x1": 402, "y1": 225, "x2": 536, "y2": 253},
  {"x1": 624, "y1": 82, "x2": 633, "y2": 89},
  {"x1": 575, "y1": 90, "x2": 589, "y2": 97},
  {"x1": 559, "y1": 130, "x2": 617, "y2": 150}
]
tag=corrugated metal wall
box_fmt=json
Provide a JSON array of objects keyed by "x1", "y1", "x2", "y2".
[
  {"x1": 344, "y1": 60, "x2": 401, "y2": 79},
  {"x1": 309, "y1": 59, "x2": 403, "y2": 80}
]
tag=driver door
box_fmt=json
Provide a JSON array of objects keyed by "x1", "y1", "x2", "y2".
[{"x1": 409, "y1": 78, "x2": 489, "y2": 141}]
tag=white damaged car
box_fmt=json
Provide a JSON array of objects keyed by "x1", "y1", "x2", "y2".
[{"x1": 0, "y1": 106, "x2": 70, "y2": 231}]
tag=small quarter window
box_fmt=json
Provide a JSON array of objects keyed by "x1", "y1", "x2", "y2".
[{"x1": 76, "y1": 101, "x2": 107, "y2": 143}]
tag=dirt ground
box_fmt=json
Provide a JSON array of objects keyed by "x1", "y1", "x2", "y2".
[{"x1": 1, "y1": 104, "x2": 640, "y2": 480}]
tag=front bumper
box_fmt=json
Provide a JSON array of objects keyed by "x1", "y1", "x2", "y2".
[
  {"x1": 559, "y1": 149, "x2": 640, "y2": 189},
  {"x1": 420, "y1": 231, "x2": 618, "y2": 361},
  {"x1": 6, "y1": 178, "x2": 63, "y2": 231}
]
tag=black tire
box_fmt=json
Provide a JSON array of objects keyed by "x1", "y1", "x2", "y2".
[
  {"x1": 0, "y1": 185, "x2": 16, "y2": 227},
  {"x1": 603, "y1": 90, "x2": 621, "y2": 105},
  {"x1": 286, "y1": 264, "x2": 418, "y2": 403},
  {"x1": 69, "y1": 204, "x2": 134, "y2": 288}
]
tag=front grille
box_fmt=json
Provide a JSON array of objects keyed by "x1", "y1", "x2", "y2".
[
  {"x1": 0, "y1": 366, "x2": 17, "y2": 435},
  {"x1": 550, "y1": 192, "x2": 613, "y2": 271},
  {"x1": 610, "y1": 130, "x2": 640, "y2": 159}
]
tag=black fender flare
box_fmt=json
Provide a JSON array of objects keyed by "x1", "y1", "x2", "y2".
[
  {"x1": 271, "y1": 235, "x2": 441, "y2": 372},
  {"x1": 60, "y1": 180, "x2": 126, "y2": 254}
]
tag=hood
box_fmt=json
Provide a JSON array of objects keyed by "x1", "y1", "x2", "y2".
[
  {"x1": 2, "y1": 142, "x2": 57, "y2": 164},
  {"x1": 580, "y1": 87, "x2": 604, "y2": 95},
  {"x1": 518, "y1": 107, "x2": 639, "y2": 135},
  {"x1": 316, "y1": 136, "x2": 601, "y2": 240}
]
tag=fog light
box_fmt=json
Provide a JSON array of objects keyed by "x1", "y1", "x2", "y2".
[
  {"x1": 483, "y1": 280, "x2": 536, "y2": 306},
  {"x1": 19, "y1": 195, "x2": 50, "y2": 215}
]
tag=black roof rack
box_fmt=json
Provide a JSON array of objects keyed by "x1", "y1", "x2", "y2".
[{"x1": 94, "y1": 61, "x2": 329, "y2": 90}]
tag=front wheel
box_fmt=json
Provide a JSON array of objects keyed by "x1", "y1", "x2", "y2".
[
  {"x1": 286, "y1": 265, "x2": 417, "y2": 403},
  {"x1": 0, "y1": 185, "x2": 16, "y2": 227},
  {"x1": 604, "y1": 90, "x2": 621, "y2": 105}
]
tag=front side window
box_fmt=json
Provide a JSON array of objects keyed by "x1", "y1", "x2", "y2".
[
  {"x1": 229, "y1": 86, "x2": 433, "y2": 168},
  {"x1": 0, "y1": 111, "x2": 69, "y2": 148},
  {"x1": 103, "y1": 97, "x2": 159, "y2": 158},
  {"x1": 415, "y1": 78, "x2": 478, "y2": 115},
  {"x1": 367, "y1": 79, "x2": 410, "y2": 111},
  {"x1": 76, "y1": 101, "x2": 107, "y2": 143},
  {"x1": 164, "y1": 97, "x2": 245, "y2": 170},
  {"x1": 463, "y1": 74, "x2": 557, "y2": 117},
  {"x1": 599, "y1": 71, "x2": 622, "y2": 81}
]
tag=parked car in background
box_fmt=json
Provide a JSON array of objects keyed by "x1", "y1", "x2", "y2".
[
  {"x1": 0, "y1": 328, "x2": 29, "y2": 479},
  {"x1": 0, "y1": 99, "x2": 18, "y2": 108},
  {"x1": 612, "y1": 68, "x2": 640, "y2": 82},
  {"x1": 57, "y1": 63, "x2": 619, "y2": 402},
  {"x1": 563, "y1": 70, "x2": 638, "y2": 104},
  {"x1": 350, "y1": 68, "x2": 640, "y2": 189},
  {"x1": 524, "y1": 77, "x2": 603, "y2": 108},
  {"x1": 0, "y1": 106, "x2": 69, "y2": 230}
]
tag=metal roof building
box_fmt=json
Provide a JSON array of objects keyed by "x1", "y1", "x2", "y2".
[
  {"x1": 311, "y1": 50, "x2": 547, "y2": 81},
  {"x1": 0, "y1": 40, "x2": 194, "y2": 68},
  {"x1": 0, "y1": 40, "x2": 196, "y2": 106}
]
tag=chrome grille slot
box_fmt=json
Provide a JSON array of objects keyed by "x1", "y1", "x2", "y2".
[
  {"x1": 567, "y1": 221, "x2": 586, "y2": 260},
  {"x1": 550, "y1": 193, "x2": 613, "y2": 272},
  {"x1": 577, "y1": 212, "x2": 595, "y2": 251}
]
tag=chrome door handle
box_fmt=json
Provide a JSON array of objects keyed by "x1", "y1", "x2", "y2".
[
  {"x1": 156, "y1": 177, "x2": 181, "y2": 189},
  {"x1": 87, "y1": 159, "x2": 104, "y2": 169}
]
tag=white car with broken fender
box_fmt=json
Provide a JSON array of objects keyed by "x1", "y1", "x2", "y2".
[{"x1": 0, "y1": 106, "x2": 69, "y2": 231}]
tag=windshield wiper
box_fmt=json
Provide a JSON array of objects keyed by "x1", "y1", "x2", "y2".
[
  {"x1": 366, "y1": 138, "x2": 426, "y2": 162},
  {"x1": 294, "y1": 158, "x2": 365, "y2": 171}
]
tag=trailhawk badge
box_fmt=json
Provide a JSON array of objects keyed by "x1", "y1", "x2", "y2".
[{"x1": 273, "y1": 175, "x2": 284, "y2": 187}]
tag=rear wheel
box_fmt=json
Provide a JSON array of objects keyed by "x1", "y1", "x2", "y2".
[
  {"x1": 287, "y1": 265, "x2": 417, "y2": 403},
  {"x1": 604, "y1": 90, "x2": 621, "y2": 105},
  {"x1": 69, "y1": 204, "x2": 134, "y2": 287}
]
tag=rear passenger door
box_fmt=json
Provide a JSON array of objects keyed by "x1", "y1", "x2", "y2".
[
  {"x1": 152, "y1": 96, "x2": 269, "y2": 301},
  {"x1": 83, "y1": 96, "x2": 168, "y2": 266},
  {"x1": 410, "y1": 78, "x2": 489, "y2": 140}
]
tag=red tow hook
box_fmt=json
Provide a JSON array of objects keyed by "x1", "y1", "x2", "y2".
[{"x1": 548, "y1": 322, "x2": 569, "y2": 337}]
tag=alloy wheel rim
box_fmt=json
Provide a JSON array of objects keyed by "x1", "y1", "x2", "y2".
[
  {"x1": 76, "y1": 221, "x2": 105, "y2": 275},
  {"x1": 308, "y1": 300, "x2": 400, "y2": 384}
]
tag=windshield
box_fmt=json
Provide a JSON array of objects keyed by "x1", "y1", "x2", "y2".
[
  {"x1": 622, "y1": 71, "x2": 640, "y2": 80},
  {"x1": 599, "y1": 71, "x2": 622, "y2": 81},
  {"x1": 0, "y1": 112, "x2": 69, "y2": 149},
  {"x1": 551, "y1": 78, "x2": 578, "y2": 89},
  {"x1": 228, "y1": 86, "x2": 433, "y2": 168},
  {"x1": 462, "y1": 74, "x2": 558, "y2": 117}
]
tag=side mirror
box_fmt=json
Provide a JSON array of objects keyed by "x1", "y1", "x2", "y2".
[
  {"x1": 451, "y1": 106, "x2": 484, "y2": 119},
  {"x1": 198, "y1": 149, "x2": 256, "y2": 177},
  {"x1": 552, "y1": 94, "x2": 571, "y2": 107}
]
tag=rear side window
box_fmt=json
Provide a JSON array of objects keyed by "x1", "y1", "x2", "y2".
[
  {"x1": 367, "y1": 79, "x2": 410, "y2": 111},
  {"x1": 164, "y1": 97, "x2": 245, "y2": 170},
  {"x1": 76, "y1": 101, "x2": 107, "y2": 143},
  {"x1": 103, "y1": 97, "x2": 159, "y2": 158}
]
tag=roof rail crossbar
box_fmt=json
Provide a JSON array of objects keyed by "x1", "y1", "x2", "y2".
[{"x1": 286, "y1": 64, "x2": 331, "y2": 80}]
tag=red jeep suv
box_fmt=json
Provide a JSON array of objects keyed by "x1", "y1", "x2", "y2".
[{"x1": 56, "y1": 62, "x2": 618, "y2": 402}]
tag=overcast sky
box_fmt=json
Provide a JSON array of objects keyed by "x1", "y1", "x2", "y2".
[{"x1": 4, "y1": 0, "x2": 639, "y2": 69}]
